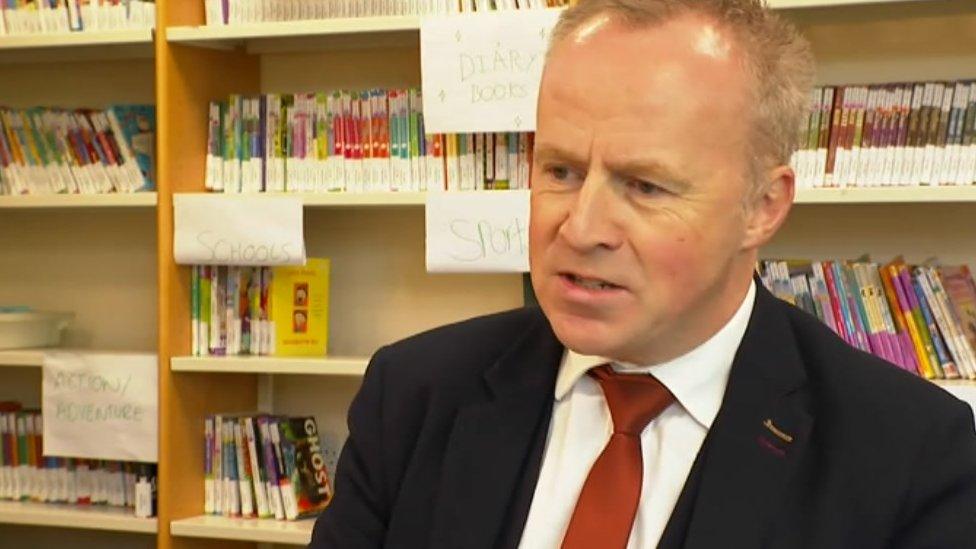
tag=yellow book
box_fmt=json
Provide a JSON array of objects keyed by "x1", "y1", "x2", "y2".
[{"x1": 272, "y1": 258, "x2": 330, "y2": 357}]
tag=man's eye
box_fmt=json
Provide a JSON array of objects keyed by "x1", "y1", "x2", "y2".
[
  {"x1": 627, "y1": 179, "x2": 663, "y2": 195},
  {"x1": 546, "y1": 165, "x2": 578, "y2": 183}
]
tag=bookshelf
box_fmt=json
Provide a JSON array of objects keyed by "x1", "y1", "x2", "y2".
[
  {"x1": 3, "y1": 0, "x2": 974, "y2": 547},
  {"x1": 0, "y1": 9, "x2": 158, "y2": 549}
]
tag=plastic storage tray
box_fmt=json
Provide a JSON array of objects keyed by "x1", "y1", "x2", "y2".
[{"x1": 0, "y1": 311, "x2": 74, "y2": 350}]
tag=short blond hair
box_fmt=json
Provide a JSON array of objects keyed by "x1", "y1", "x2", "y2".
[{"x1": 549, "y1": 0, "x2": 816, "y2": 198}]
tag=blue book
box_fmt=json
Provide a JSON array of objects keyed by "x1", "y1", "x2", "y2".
[{"x1": 107, "y1": 105, "x2": 156, "y2": 191}]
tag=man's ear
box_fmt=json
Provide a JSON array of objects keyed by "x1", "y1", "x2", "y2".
[{"x1": 741, "y1": 165, "x2": 794, "y2": 250}]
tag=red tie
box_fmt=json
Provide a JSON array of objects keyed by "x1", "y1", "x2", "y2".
[{"x1": 561, "y1": 364, "x2": 676, "y2": 549}]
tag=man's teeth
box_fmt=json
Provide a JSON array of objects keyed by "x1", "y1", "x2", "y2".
[{"x1": 571, "y1": 275, "x2": 614, "y2": 290}]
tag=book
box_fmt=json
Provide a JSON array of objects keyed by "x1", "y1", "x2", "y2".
[
  {"x1": 276, "y1": 417, "x2": 333, "y2": 520},
  {"x1": 938, "y1": 265, "x2": 976, "y2": 368},
  {"x1": 271, "y1": 258, "x2": 330, "y2": 357}
]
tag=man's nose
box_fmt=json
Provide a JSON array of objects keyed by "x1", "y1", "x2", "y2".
[{"x1": 558, "y1": 173, "x2": 624, "y2": 252}]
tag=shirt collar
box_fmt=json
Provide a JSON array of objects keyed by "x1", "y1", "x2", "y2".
[{"x1": 553, "y1": 280, "x2": 756, "y2": 429}]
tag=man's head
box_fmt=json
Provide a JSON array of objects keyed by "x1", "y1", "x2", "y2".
[{"x1": 529, "y1": 0, "x2": 815, "y2": 365}]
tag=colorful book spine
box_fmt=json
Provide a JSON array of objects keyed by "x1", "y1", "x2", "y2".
[{"x1": 910, "y1": 270, "x2": 957, "y2": 379}]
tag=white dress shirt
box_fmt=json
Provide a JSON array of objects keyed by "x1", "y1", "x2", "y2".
[{"x1": 518, "y1": 281, "x2": 756, "y2": 549}]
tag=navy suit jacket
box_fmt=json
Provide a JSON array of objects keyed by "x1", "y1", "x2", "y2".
[{"x1": 311, "y1": 283, "x2": 976, "y2": 548}]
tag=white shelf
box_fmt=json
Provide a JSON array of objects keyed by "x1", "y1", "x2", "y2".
[
  {"x1": 933, "y1": 379, "x2": 976, "y2": 411},
  {"x1": 171, "y1": 355, "x2": 369, "y2": 376},
  {"x1": 0, "y1": 192, "x2": 157, "y2": 209},
  {"x1": 794, "y1": 186, "x2": 976, "y2": 204},
  {"x1": 287, "y1": 191, "x2": 426, "y2": 207},
  {"x1": 0, "y1": 349, "x2": 46, "y2": 367},
  {"x1": 0, "y1": 500, "x2": 156, "y2": 534},
  {"x1": 170, "y1": 515, "x2": 314, "y2": 545},
  {"x1": 0, "y1": 29, "x2": 154, "y2": 63},
  {"x1": 166, "y1": 16, "x2": 420, "y2": 54}
]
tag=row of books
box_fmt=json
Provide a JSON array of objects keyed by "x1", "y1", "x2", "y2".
[
  {"x1": 205, "y1": 414, "x2": 332, "y2": 521},
  {"x1": 0, "y1": 105, "x2": 156, "y2": 196},
  {"x1": 759, "y1": 259, "x2": 976, "y2": 380},
  {"x1": 205, "y1": 89, "x2": 533, "y2": 194},
  {"x1": 0, "y1": 0, "x2": 155, "y2": 36},
  {"x1": 790, "y1": 81, "x2": 976, "y2": 189},
  {"x1": 0, "y1": 404, "x2": 157, "y2": 517},
  {"x1": 203, "y1": 0, "x2": 568, "y2": 26},
  {"x1": 190, "y1": 260, "x2": 330, "y2": 357}
]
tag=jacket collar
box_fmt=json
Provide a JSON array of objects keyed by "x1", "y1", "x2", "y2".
[
  {"x1": 666, "y1": 280, "x2": 813, "y2": 549},
  {"x1": 430, "y1": 307, "x2": 563, "y2": 549}
]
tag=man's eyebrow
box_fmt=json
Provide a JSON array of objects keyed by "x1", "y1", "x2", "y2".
[
  {"x1": 533, "y1": 144, "x2": 588, "y2": 167},
  {"x1": 607, "y1": 157, "x2": 692, "y2": 191}
]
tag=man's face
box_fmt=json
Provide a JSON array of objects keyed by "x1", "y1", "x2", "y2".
[{"x1": 530, "y1": 14, "x2": 760, "y2": 364}]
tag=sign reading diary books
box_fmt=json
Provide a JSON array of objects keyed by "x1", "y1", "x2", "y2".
[
  {"x1": 420, "y1": 9, "x2": 560, "y2": 133},
  {"x1": 42, "y1": 352, "x2": 158, "y2": 463},
  {"x1": 174, "y1": 194, "x2": 306, "y2": 266},
  {"x1": 426, "y1": 190, "x2": 530, "y2": 273}
]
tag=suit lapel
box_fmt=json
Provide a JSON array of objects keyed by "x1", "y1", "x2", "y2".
[
  {"x1": 431, "y1": 308, "x2": 563, "y2": 549},
  {"x1": 680, "y1": 283, "x2": 814, "y2": 549}
]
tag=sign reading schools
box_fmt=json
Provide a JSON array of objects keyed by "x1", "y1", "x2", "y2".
[
  {"x1": 43, "y1": 352, "x2": 158, "y2": 463},
  {"x1": 174, "y1": 194, "x2": 306, "y2": 266},
  {"x1": 426, "y1": 190, "x2": 530, "y2": 273},
  {"x1": 420, "y1": 9, "x2": 560, "y2": 133}
]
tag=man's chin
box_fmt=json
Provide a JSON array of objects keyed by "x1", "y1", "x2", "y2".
[{"x1": 548, "y1": 314, "x2": 622, "y2": 358}]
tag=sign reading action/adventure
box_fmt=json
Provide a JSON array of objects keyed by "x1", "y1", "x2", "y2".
[{"x1": 43, "y1": 351, "x2": 158, "y2": 463}]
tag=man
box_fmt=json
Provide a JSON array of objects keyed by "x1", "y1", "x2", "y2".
[{"x1": 312, "y1": 0, "x2": 976, "y2": 547}]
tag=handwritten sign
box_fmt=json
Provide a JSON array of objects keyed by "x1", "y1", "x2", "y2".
[
  {"x1": 420, "y1": 9, "x2": 561, "y2": 133},
  {"x1": 426, "y1": 190, "x2": 530, "y2": 272},
  {"x1": 43, "y1": 352, "x2": 158, "y2": 463},
  {"x1": 174, "y1": 194, "x2": 306, "y2": 266}
]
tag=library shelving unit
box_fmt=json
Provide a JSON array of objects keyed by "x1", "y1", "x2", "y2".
[
  {"x1": 0, "y1": 28, "x2": 158, "y2": 549},
  {"x1": 153, "y1": 0, "x2": 976, "y2": 546}
]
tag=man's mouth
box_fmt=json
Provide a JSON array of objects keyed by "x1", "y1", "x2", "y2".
[{"x1": 561, "y1": 273, "x2": 622, "y2": 291}]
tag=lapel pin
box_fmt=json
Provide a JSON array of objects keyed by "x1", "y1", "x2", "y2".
[{"x1": 763, "y1": 418, "x2": 794, "y2": 444}]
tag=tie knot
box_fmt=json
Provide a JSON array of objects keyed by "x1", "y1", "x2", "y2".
[{"x1": 589, "y1": 364, "x2": 675, "y2": 436}]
